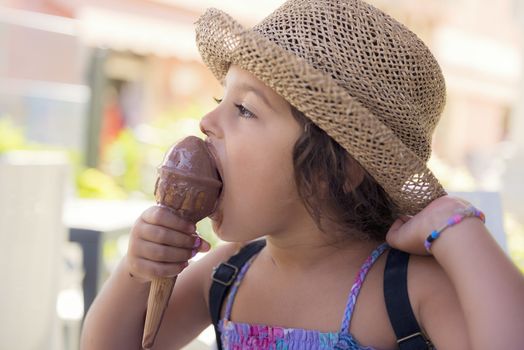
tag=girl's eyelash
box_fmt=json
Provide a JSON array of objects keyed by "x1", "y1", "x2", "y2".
[
  {"x1": 212, "y1": 97, "x2": 256, "y2": 119},
  {"x1": 234, "y1": 103, "x2": 256, "y2": 119}
]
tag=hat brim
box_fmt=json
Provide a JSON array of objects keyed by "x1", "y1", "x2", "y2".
[{"x1": 195, "y1": 8, "x2": 446, "y2": 215}]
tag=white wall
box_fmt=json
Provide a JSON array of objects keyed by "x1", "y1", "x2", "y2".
[{"x1": 0, "y1": 151, "x2": 69, "y2": 350}]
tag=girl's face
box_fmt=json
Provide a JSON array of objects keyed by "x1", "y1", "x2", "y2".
[{"x1": 200, "y1": 65, "x2": 306, "y2": 242}]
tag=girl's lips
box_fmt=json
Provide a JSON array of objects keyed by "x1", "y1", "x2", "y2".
[
  {"x1": 205, "y1": 139, "x2": 225, "y2": 219},
  {"x1": 209, "y1": 184, "x2": 224, "y2": 221}
]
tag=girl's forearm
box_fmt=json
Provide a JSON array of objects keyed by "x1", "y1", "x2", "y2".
[
  {"x1": 432, "y1": 219, "x2": 524, "y2": 350},
  {"x1": 80, "y1": 257, "x2": 149, "y2": 350}
]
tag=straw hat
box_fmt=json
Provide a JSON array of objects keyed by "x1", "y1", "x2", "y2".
[{"x1": 195, "y1": 0, "x2": 447, "y2": 215}]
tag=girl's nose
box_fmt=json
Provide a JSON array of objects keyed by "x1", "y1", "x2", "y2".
[{"x1": 200, "y1": 108, "x2": 223, "y2": 139}]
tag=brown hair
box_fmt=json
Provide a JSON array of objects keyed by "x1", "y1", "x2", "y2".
[{"x1": 290, "y1": 106, "x2": 399, "y2": 242}]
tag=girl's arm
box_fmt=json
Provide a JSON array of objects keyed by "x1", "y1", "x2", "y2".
[
  {"x1": 80, "y1": 243, "x2": 239, "y2": 350},
  {"x1": 431, "y1": 219, "x2": 524, "y2": 349},
  {"x1": 80, "y1": 205, "x2": 224, "y2": 350},
  {"x1": 387, "y1": 196, "x2": 524, "y2": 350},
  {"x1": 80, "y1": 256, "x2": 150, "y2": 350}
]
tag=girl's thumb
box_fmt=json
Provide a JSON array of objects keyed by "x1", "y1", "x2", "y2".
[
  {"x1": 195, "y1": 235, "x2": 211, "y2": 252},
  {"x1": 385, "y1": 218, "x2": 405, "y2": 248},
  {"x1": 385, "y1": 215, "x2": 413, "y2": 250}
]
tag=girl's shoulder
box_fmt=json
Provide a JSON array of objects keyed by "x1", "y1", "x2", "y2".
[
  {"x1": 192, "y1": 241, "x2": 247, "y2": 305},
  {"x1": 406, "y1": 254, "x2": 470, "y2": 348},
  {"x1": 407, "y1": 254, "x2": 455, "y2": 314}
]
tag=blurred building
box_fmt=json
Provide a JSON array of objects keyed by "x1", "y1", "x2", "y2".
[
  {"x1": 502, "y1": 0, "x2": 524, "y2": 219},
  {"x1": 1, "y1": 0, "x2": 225, "y2": 167},
  {"x1": 0, "y1": 4, "x2": 87, "y2": 153}
]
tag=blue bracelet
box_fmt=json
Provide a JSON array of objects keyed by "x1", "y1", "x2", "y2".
[{"x1": 424, "y1": 206, "x2": 486, "y2": 253}]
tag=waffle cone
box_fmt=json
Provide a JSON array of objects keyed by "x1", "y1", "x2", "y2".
[{"x1": 142, "y1": 276, "x2": 177, "y2": 349}]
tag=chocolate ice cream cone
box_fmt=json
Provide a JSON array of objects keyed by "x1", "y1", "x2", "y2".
[{"x1": 142, "y1": 136, "x2": 221, "y2": 349}]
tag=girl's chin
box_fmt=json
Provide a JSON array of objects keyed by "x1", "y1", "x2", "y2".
[
  {"x1": 212, "y1": 221, "x2": 243, "y2": 243},
  {"x1": 210, "y1": 218, "x2": 239, "y2": 242},
  {"x1": 210, "y1": 218, "x2": 220, "y2": 235},
  {"x1": 209, "y1": 211, "x2": 224, "y2": 235},
  {"x1": 209, "y1": 210, "x2": 262, "y2": 242}
]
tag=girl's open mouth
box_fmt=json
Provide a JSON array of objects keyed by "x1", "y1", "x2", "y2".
[{"x1": 205, "y1": 139, "x2": 224, "y2": 219}]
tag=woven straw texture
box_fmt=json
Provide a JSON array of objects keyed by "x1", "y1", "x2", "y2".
[{"x1": 195, "y1": 0, "x2": 447, "y2": 215}]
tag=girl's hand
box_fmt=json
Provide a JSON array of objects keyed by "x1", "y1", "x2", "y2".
[
  {"x1": 385, "y1": 195, "x2": 474, "y2": 255},
  {"x1": 126, "y1": 206, "x2": 211, "y2": 283}
]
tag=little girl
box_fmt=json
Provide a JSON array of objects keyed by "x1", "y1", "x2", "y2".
[{"x1": 81, "y1": 0, "x2": 524, "y2": 349}]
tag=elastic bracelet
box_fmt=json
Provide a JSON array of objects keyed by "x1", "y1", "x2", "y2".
[{"x1": 424, "y1": 206, "x2": 486, "y2": 253}]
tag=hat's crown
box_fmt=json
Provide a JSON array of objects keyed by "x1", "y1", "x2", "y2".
[{"x1": 253, "y1": 0, "x2": 446, "y2": 161}]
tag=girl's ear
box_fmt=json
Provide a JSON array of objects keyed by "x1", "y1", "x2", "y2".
[{"x1": 343, "y1": 154, "x2": 365, "y2": 192}]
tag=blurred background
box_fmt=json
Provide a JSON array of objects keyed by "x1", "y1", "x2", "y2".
[{"x1": 1, "y1": 0, "x2": 523, "y2": 349}]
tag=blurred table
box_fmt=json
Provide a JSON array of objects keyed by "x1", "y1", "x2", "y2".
[{"x1": 63, "y1": 198, "x2": 153, "y2": 315}]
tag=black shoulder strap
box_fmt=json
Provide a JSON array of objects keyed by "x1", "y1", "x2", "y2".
[
  {"x1": 209, "y1": 239, "x2": 266, "y2": 350},
  {"x1": 384, "y1": 248, "x2": 433, "y2": 350}
]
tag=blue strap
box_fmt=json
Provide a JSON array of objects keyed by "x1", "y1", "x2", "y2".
[
  {"x1": 209, "y1": 239, "x2": 266, "y2": 350},
  {"x1": 384, "y1": 248, "x2": 434, "y2": 349}
]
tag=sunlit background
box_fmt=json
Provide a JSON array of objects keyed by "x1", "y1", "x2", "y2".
[{"x1": 1, "y1": 0, "x2": 523, "y2": 349}]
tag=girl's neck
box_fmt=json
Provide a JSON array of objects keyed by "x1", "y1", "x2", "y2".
[{"x1": 263, "y1": 220, "x2": 381, "y2": 273}]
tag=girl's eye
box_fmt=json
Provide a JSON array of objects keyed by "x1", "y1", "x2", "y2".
[
  {"x1": 234, "y1": 103, "x2": 256, "y2": 119},
  {"x1": 212, "y1": 97, "x2": 256, "y2": 119}
]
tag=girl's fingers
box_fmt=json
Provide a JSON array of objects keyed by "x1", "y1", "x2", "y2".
[
  {"x1": 132, "y1": 239, "x2": 194, "y2": 263},
  {"x1": 385, "y1": 195, "x2": 476, "y2": 255},
  {"x1": 128, "y1": 206, "x2": 214, "y2": 280},
  {"x1": 385, "y1": 216, "x2": 428, "y2": 255},
  {"x1": 140, "y1": 223, "x2": 198, "y2": 248},
  {"x1": 138, "y1": 223, "x2": 212, "y2": 253},
  {"x1": 131, "y1": 257, "x2": 189, "y2": 279},
  {"x1": 141, "y1": 206, "x2": 196, "y2": 234},
  {"x1": 385, "y1": 218, "x2": 408, "y2": 247}
]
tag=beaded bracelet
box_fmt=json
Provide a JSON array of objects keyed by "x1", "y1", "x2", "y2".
[{"x1": 424, "y1": 206, "x2": 486, "y2": 253}]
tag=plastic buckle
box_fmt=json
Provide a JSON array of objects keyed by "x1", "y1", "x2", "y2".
[
  {"x1": 212, "y1": 262, "x2": 239, "y2": 286},
  {"x1": 397, "y1": 332, "x2": 423, "y2": 344},
  {"x1": 397, "y1": 332, "x2": 434, "y2": 349}
]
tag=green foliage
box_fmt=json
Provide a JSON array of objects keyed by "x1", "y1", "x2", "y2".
[
  {"x1": 76, "y1": 167, "x2": 128, "y2": 199},
  {"x1": 197, "y1": 218, "x2": 220, "y2": 248},
  {"x1": 1, "y1": 108, "x2": 222, "y2": 247},
  {"x1": 102, "y1": 129, "x2": 144, "y2": 195},
  {"x1": 98, "y1": 100, "x2": 207, "y2": 199},
  {"x1": 0, "y1": 118, "x2": 26, "y2": 153}
]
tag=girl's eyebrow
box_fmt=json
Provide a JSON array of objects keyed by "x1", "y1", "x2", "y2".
[{"x1": 224, "y1": 80, "x2": 277, "y2": 113}]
